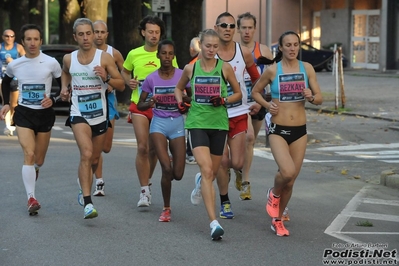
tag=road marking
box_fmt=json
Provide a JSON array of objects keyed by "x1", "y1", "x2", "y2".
[
  {"x1": 254, "y1": 149, "x2": 363, "y2": 163},
  {"x1": 114, "y1": 138, "x2": 137, "y2": 143},
  {"x1": 317, "y1": 143, "x2": 399, "y2": 151},
  {"x1": 325, "y1": 186, "x2": 399, "y2": 246}
]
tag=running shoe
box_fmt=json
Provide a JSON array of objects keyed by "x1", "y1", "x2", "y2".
[
  {"x1": 3, "y1": 126, "x2": 11, "y2": 136},
  {"x1": 234, "y1": 169, "x2": 242, "y2": 191},
  {"x1": 158, "y1": 209, "x2": 171, "y2": 222},
  {"x1": 239, "y1": 181, "x2": 252, "y2": 200},
  {"x1": 266, "y1": 187, "x2": 280, "y2": 218},
  {"x1": 77, "y1": 178, "x2": 84, "y2": 206},
  {"x1": 210, "y1": 221, "x2": 224, "y2": 240},
  {"x1": 84, "y1": 203, "x2": 98, "y2": 219},
  {"x1": 27, "y1": 197, "x2": 41, "y2": 215},
  {"x1": 93, "y1": 181, "x2": 105, "y2": 196},
  {"x1": 137, "y1": 191, "x2": 151, "y2": 207},
  {"x1": 220, "y1": 201, "x2": 234, "y2": 219},
  {"x1": 282, "y1": 207, "x2": 290, "y2": 221},
  {"x1": 190, "y1": 173, "x2": 202, "y2": 205},
  {"x1": 271, "y1": 219, "x2": 289, "y2": 236},
  {"x1": 185, "y1": 155, "x2": 197, "y2": 165}
]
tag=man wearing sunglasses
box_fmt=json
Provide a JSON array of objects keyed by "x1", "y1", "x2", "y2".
[
  {"x1": 213, "y1": 12, "x2": 260, "y2": 219},
  {"x1": 0, "y1": 29, "x2": 26, "y2": 136}
]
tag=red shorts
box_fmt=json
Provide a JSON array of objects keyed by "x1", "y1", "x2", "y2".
[
  {"x1": 128, "y1": 102, "x2": 153, "y2": 122},
  {"x1": 228, "y1": 114, "x2": 248, "y2": 138}
]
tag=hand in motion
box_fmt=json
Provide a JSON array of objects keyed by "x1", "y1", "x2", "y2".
[
  {"x1": 0, "y1": 105, "x2": 10, "y2": 120},
  {"x1": 41, "y1": 94, "x2": 53, "y2": 108},
  {"x1": 178, "y1": 101, "x2": 191, "y2": 114},
  {"x1": 209, "y1": 96, "x2": 225, "y2": 107},
  {"x1": 129, "y1": 75, "x2": 140, "y2": 90},
  {"x1": 61, "y1": 88, "x2": 70, "y2": 102}
]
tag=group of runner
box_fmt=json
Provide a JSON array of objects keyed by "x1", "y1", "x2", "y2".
[{"x1": 0, "y1": 11, "x2": 322, "y2": 241}]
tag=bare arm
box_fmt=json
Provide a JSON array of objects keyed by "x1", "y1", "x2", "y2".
[
  {"x1": 101, "y1": 52, "x2": 124, "y2": 91},
  {"x1": 174, "y1": 64, "x2": 192, "y2": 103},
  {"x1": 60, "y1": 54, "x2": 72, "y2": 101},
  {"x1": 252, "y1": 64, "x2": 276, "y2": 109},
  {"x1": 112, "y1": 48, "x2": 125, "y2": 71},
  {"x1": 121, "y1": 67, "x2": 140, "y2": 91},
  {"x1": 17, "y1": 43, "x2": 26, "y2": 57},
  {"x1": 303, "y1": 62, "x2": 322, "y2": 105},
  {"x1": 260, "y1": 43, "x2": 273, "y2": 60},
  {"x1": 137, "y1": 91, "x2": 154, "y2": 111}
]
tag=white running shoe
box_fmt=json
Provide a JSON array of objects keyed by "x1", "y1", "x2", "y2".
[
  {"x1": 190, "y1": 173, "x2": 202, "y2": 205},
  {"x1": 84, "y1": 203, "x2": 98, "y2": 219},
  {"x1": 93, "y1": 181, "x2": 105, "y2": 196},
  {"x1": 137, "y1": 192, "x2": 151, "y2": 207},
  {"x1": 210, "y1": 220, "x2": 224, "y2": 240}
]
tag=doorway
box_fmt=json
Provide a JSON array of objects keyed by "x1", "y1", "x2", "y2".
[{"x1": 351, "y1": 10, "x2": 380, "y2": 69}]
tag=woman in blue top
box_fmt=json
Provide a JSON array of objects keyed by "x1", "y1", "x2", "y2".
[
  {"x1": 137, "y1": 39, "x2": 188, "y2": 222},
  {"x1": 252, "y1": 31, "x2": 322, "y2": 237}
]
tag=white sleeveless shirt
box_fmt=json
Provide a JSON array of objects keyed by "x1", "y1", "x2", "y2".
[
  {"x1": 69, "y1": 49, "x2": 108, "y2": 125},
  {"x1": 216, "y1": 42, "x2": 249, "y2": 118}
]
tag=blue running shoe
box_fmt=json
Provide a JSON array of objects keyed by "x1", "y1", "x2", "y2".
[
  {"x1": 210, "y1": 221, "x2": 224, "y2": 240},
  {"x1": 84, "y1": 203, "x2": 98, "y2": 219},
  {"x1": 220, "y1": 201, "x2": 234, "y2": 219}
]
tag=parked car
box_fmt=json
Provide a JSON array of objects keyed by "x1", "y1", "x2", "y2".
[
  {"x1": 271, "y1": 42, "x2": 348, "y2": 72},
  {"x1": 41, "y1": 44, "x2": 78, "y2": 106}
]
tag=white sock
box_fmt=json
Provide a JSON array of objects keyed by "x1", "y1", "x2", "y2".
[
  {"x1": 96, "y1": 178, "x2": 104, "y2": 184},
  {"x1": 141, "y1": 186, "x2": 150, "y2": 195},
  {"x1": 22, "y1": 165, "x2": 36, "y2": 199}
]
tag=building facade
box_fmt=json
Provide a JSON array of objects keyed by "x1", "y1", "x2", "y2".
[{"x1": 202, "y1": 0, "x2": 399, "y2": 71}]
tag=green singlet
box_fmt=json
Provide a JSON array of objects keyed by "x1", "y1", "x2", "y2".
[{"x1": 185, "y1": 59, "x2": 228, "y2": 130}]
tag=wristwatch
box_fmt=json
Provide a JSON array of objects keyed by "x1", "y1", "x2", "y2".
[
  {"x1": 104, "y1": 74, "x2": 111, "y2": 83},
  {"x1": 309, "y1": 95, "x2": 315, "y2": 103}
]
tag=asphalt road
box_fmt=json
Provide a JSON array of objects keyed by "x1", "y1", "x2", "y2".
[{"x1": 1, "y1": 111, "x2": 398, "y2": 266}]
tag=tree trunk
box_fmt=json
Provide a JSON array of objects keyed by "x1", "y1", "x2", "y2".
[
  {"x1": 111, "y1": 0, "x2": 143, "y2": 58},
  {"x1": 79, "y1": 0, "x2": 108, "y2": 22},
  {"x1": 170, "y1": 0, "x2": 203, "y2": 67},
  {"x1": 111, "y1": 0, "x2": 143, "y2": 105},
  {"x1": 59, "y1": 0, "x2": 81, "y2": 44},
  {"x1": 6, "y1": 0, "x2": 29, "y2": 41},
  {"x1": 28, "y1": 0, "x2": 44, "y2": 27}
]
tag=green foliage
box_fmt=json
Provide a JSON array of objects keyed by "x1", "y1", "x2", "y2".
[
  {"x1": 30, "y1": 8, "x2": 41, "y2": 15},
  {"x1": 49, "y1": 0, "x2": 60, "y2": 38},
  {"x1": 143, "y1": 2, "x2": 151, "y2": 9},
  {"x1": 355, "y1": 220, "x2": 373, "y2": 227}
]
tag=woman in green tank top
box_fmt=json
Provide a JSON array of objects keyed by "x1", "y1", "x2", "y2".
[{"x1": 174, "y1": 29, "x2": 242, "y2": 240}]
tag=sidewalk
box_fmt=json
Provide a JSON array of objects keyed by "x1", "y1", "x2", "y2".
[
  {"x1": 309, "y1": 69, "x2": 399, "y2": 123},
  {"x1": 309, "y1": 69, "x2": 399, "y2": 190}
]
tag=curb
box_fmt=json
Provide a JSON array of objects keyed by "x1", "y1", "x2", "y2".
[
  {"x1": 305, "y1": 106, "x2": 398, "y2": 123},
  {"x1": 380, "y1": 169, "x2": 399, "y2": 189}
]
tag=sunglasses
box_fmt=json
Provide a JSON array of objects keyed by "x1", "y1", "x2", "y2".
[
  {"x1": 217, "y1": 23, "x2": 236, "y2": 29},
  {"x1": 3, "y1": 35, "x2": 15, "y2": 38}
]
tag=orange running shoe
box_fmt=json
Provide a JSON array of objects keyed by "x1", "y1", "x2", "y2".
[
  {"x1": 159, "y1": 209, "x2": 171, "y2": 222},
  {"x1": 271, "y1": 219, "x2": 289, "y2": 236},
  {"x1": 266, "y1": 187, "x2": 280, "y2": 218}
]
